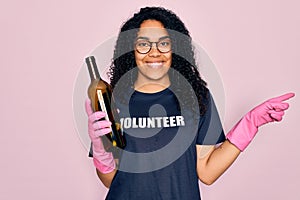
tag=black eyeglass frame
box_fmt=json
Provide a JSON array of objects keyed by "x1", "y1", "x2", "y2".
[{"x1": 134, "y1": 36, "x2": 172, "y2": 54}]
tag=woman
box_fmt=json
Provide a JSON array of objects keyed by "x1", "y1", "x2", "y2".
[{"x1": 85, "y1": 7, "x2": 294, "y2": 199}]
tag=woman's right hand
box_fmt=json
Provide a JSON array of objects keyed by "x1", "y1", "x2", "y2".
[
  {"x1": 85, "y1": 99, "x2": 112, "y2": 142},
  {"x1": 85, "y1": 98, "x2": 116, "y2": 174}
]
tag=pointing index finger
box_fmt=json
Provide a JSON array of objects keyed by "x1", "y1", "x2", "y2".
[{"x1": 272, "y1": 92, "x2": 295, "y2": 102}]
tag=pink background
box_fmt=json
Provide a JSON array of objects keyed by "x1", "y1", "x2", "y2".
[{"x1": 1, "y1": 0, "x2": 299, "y2": 199}]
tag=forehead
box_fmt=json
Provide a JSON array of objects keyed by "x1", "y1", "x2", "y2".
[{"x1": 137, "y1": 20, "x2": 169, "y2": 40}]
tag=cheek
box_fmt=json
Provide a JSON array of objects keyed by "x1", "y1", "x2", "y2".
[
  {"x1": 134, "y1": 52, "x2": 145, "y2": 65},
  {"x1": 166, "y1": 54, "x2": 172, "y2": 66}
]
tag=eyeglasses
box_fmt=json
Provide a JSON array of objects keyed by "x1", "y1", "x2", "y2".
[{"x1": 135, "y1": 37, "x2": 172, "y2": 54}]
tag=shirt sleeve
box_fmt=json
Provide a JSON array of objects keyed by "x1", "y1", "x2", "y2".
[{"x1": 196, "y1": 92, "x2": 226, "y2": 145}]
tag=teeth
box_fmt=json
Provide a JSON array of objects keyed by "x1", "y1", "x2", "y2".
[{"x1": 147, "y1": 62, "x2": 163, "y2": 68}]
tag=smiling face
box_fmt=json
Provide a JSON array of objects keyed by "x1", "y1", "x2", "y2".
[{"x1": 134, "y1": 20, "x2": 172, "y2": 92}]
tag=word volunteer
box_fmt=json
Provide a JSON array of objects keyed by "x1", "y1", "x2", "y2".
[{"x1": 120, "y1": 116, "x2": 185, "y2": 129}]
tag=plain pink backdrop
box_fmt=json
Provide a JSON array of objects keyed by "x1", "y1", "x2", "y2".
[{"x1": 1, "y1": 0, "x2": 299, "y2": 199}]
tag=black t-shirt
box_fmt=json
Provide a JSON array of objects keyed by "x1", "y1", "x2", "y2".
[{"x1": 103, "y1": 87, "x2": 225, "y2": 200}]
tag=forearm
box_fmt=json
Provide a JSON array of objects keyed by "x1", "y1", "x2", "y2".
[
  {"x1": 85, "y1": 99, "x2": 118, "y2": 188},
  {"x1": 197, "y1": 140, "x2": 240, "y2": 185},
  {"x1": 96, "y1": 168, "x2": 117, "y2": 188},
  {"x1": 197, "y1": 92, "x2": 294, "y2": 185}
]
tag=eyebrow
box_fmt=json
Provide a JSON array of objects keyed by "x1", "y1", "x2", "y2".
[{"x1": 136, "y1": 36, "x2": 170, "y2": 41}]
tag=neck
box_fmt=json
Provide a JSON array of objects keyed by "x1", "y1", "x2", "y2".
[{"x1": 134, "y1": 78, "x2": 170, "y2": 93}]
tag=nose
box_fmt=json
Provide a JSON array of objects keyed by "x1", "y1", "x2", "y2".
[{"x1": 148, "y1": 43, "x2": 161, "y2": 57}]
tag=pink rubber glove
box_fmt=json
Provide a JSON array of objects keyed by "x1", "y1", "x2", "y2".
[
  {"x1": 85, "y1": 98, "x2": 116, "y2": 174},
  {"x1": 226, "y1": 93, "x2": 295, "y2": 151}
]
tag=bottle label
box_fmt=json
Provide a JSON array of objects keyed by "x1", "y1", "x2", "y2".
[{"x1": 97, "y1": 90, "x2": 111, "y2": 127}]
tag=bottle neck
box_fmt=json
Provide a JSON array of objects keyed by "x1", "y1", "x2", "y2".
[{"x1": 86, "y1": 56, "x2": 101, "y2": 81}]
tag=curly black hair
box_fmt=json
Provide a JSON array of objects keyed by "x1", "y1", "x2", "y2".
[{"x1": 109, "y1": 6, "x2": 209, "y2": 115}]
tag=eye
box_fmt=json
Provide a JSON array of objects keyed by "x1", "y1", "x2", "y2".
[
  {"x1": 136, "y1": 41, "x2": 150, "y2": 47},
  {"x1": 158, "y1": 40, "x2": 171, "y2": 47}
]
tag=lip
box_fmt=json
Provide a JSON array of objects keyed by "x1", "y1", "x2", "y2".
[{"x1": 145, "y1": 61, "x2": 164, "y2": 68}]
